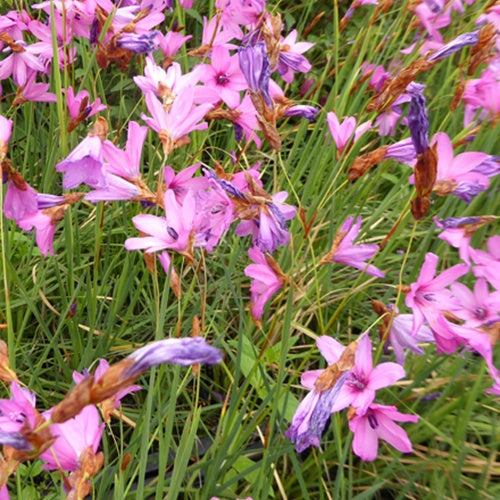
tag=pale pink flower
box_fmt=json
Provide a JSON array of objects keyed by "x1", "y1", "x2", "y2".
[
  {"x1": 326, "y1": 111, "x2": 371, "y2": 150},
  {"x1": 17, "y1": 210, "x2": 57, "y2": 257},
  {"x1": 40, "y1": 405, "x2": 104, "y2": 471},
  {"x1": 471, "y1": 236, "x2": 500, "y2": 290},
  {"x1": 3, "y1": 181, "x2": 38, "y2": 221}
]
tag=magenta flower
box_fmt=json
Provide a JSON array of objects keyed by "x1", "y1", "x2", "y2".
[
  {"x1": 200, "y1": 45, "x2": 247, "y2": 108},
  {"x1": 12, "y1": 72, "x2": 57, "y2": 106},
  {"x1": 141, "y1": 88, "x2": 212, "y2": 155},
  {"x1": 244, "y1": 246, "x2": 286, "y2": 322},
  {"x1": 349, "y1": 403, "x2": 419, "y2": 462},
  {"x1": 40, "y1": 405, "x2": 104, "y2": 471},
  {"x1": 320, "y1": 216, "x2": 384, "y2": 278},
  {"x1": 0, "y1": 382, "x2": 38, "y2": 451},
  {"x1": 330, "y1": 335, "x2": 406, "y2": 414},
  {"x1": 0, "y1": 114, "x2": 13, "y2": 157},
  {"x1": 125, "y1": 190, "x2": 196, "y2": 254},
  {"x1": 471, "y1": 236, "x2": 500, "y2": 290},
  {"x1": 17, "y1": 210, "x2": 57, "y2": 257},
  {"x1": 3, "y1": 180, "x2": 38, "y2": 221},
  {"x1": 463, "y1": 69, "x2": 500, "y2": 126},
  {"x1": 65, "y1": 86, "x2": 106, "y2": 122},
  {"x1": 164, "y1": 163, "x2": 207, "y2": 204},
  {"x1": 450, "y1": 279, "x2": 500, "y2": 328},
  {"x1": 405, "y1": 252, "x2": 469, "y2": 336},
  {"x1": 102, "y1": 121, "x2": 147, "y2": 179},
  {"x1": 421, "y1": 132, "x2": 490, "y2": 203},
  {"x1": 0, "y1": 38, "x2": 45, "y2": 86}
]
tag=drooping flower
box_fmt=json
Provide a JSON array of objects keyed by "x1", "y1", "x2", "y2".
[
  {"x1": 407, "y1": 82, "x2": 429, "y2": 155},
  {"x1": 349, "y1": 403, "x2": 419, "y2": 462},
  {"x1": 320, "y1": 216, "x2": 384, "y2": 278},
  {"x1": 277, "y1": 29, "x2": 314, "y2": 83},
  {"x1": 40, "y1": 405, "x2": 104, "y2": 471},
  {"x1": 244, "y1": 246, "x2": 286, "y2": 322}
]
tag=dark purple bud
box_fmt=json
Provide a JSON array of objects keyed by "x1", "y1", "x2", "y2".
[
  {"x1": 90, "y1": 18, "x2": 99, "y2": 45},
  {"x1": 427, "y1": 31, "x2": 479, "y2": 61},
  {"x1": 124, "y1": 337, "x2": 222, "y2": 377},
  {"x1": 238, "y1": 41, "x2": 272, "y2": 106},
  {"x1": 233, "y1": 123, "x2": 243, "y2": 142},
  {"x1": 0, "y1": 431, "x2": 33, "y2": 451},
  {"x1": 407, "y1": 83, "x2": 429, "y2": 155},
  {"x1": 204, "y1": 168, "x2": 246, "y2": 200},
  {"x1": 435, "y1": 216, "x2": 479, "y2": 228},
  {"x1": 284, "y1": 105, "x2": 319, "y2": 122},
  {"x1": 421, "y1": 392, "x2": 441, "y2": 402},
  {"x1": 423, "y1": 0, "x2": 444, "y2": 13},
  {"x1": 117, "y1": 32, "x2": 158, "y2": 54}
]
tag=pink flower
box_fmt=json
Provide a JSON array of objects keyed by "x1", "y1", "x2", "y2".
[
  {"x1": 320, "y1": 216, "x2": 384, "y2": 278},
  {"x1": 326, "y1": 112, "x2": 371, "y2": 151},
  {"x1": 65, "y1": 86, "x2": 106, "y2": 122},
  {"x1": 330, "y1": 335, "x2": 406, "y2": 414},
  {"x1": 450, "y1": 278, "x2": 500, "y2": 328},
  {"x1": 0, "y1": 114, "x2": 13, "y2": 157},
  {"x1": 244, "y1": 246, "x2": 286, "y2": 321},
  {"x1": 17, "y1": 210, "x2": 57, "y2": 257},
  {"x1": 40, "y1": 405, "x2": 104, "y2": 471},
  {"x1": 141, "y1": 88, "x2": 212, "y2": 155},
  {"x1": 3, "y1": 180, "x2": 38, "y2": 221},
  {"x1": 0, "y1": 39, "x2": 45, "y2": 86},
  {"x1": 164, "y1": 163, "x2": 207, "y2": 204},
  {"x1": 405, "y1": 252, "x2": 469, "y2": 343},
  {"x1": 471, "y1": 235, "x2": 500, "y2": 289},
  {"x1": 349, "y1": 403, "x2": 419, "y2": 462},
  {"x1": 125, "y1": 190, "x2": 196, "y2": 254},
  {"x1": 12, "y1": 72, "x2": 57, "y2": 106},
  {"x1": 199, "y1": 45, "x2": 247, "y2": 107}
]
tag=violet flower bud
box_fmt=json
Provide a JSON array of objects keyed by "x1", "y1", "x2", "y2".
[
  {"x1": 435, "y1": 216, "x2": 479, "y2": 228},
  {"x1": 407, "y1": 83, "x2": 429, "y2": 155},
  {"x1": 37, "y1": 193, "x2": 66, "y2": 209},
  {"x1": 124, "y1": 337, "x2": 222, "y2": 377},
  {"x1": 0, "y1": 431, "x2": 32, "y2": 451},
  {"x1": 284, "y1": 105, "x2": 319, "y2": 122},
  {"x1": 117, "y1": 32, "x2": 158, "y2": 54},
  {"x1": 471, "y1": 156, "x2": 500, "y2": 177},
  {"x1": 385, "y1": 138, "x2": 417, "y2": 163},
  {"x1": 238, "y1": 41, "x2": 272, "y2": 106},
  {"x1": 427, "y1": 31, "x2": 479, "y2": 61},
  {"x1": 204, "y1": 168, "x2": 246, "y2": 199}
]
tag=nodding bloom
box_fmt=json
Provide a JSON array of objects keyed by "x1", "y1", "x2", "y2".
[
  {"x1": 349, "y1": 403, "x2": 419, "y2": 462},
  {"x1": 40, "y1": 405, "x2": 104, "y2": 471},
  {"x1": 470, "y1": 235, "x2": 500, "y2": 290},
  {"x1": 320, "y1": 216, "x2": 384, "y2": 278},
  {"x1": 244, "y1": 246, "x2": 286, "y2": 322},
  {"x1": 3, "y1": 173, "x2": 38, "y2": 221},
  {"x1": 277, "y1": 29, "x2": 314, "y2": 83},
  {"x1": 238, "y1": 41, "x2": 272, "y2": 106},
  {"x1": 427, "y1": 30, "x2": 479, "y2": 61},
  {"x1": 65, "y1": 87, "x2": 106, "y2": 130},
  {"x1": 407, "y1": 83, "x2": 429, "y2": 155},
  {"x1": 286, "y1": 336, "x2": 355, "y2": 453},
  {"x1": 0, "y1": 114, "x2": 13, "y2": 158}
]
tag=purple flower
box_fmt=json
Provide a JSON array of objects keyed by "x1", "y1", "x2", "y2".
[
  {"x1": 427, "y1": 30, "x2": 479, "y2": 61},
  {"x1": 238, "y1": 41, "x2": 272, "y2": 106},
  {"x1": 284, "y1": 105, "x2": 319, "y2": 122},
  {"x1": 320, "y1": 216, "x2": 384, "y2": 278},
  {"x1": 55, "y1": 135, "x2": 106, "y2": 190},
  {"x1": 124, "y1": 337, "x2": 223, "y2": 377},
  {"x1": 407, "y1": 83, "x2": 429, "y2": 155},
  {"x1": 349, "y1": 403, "x2": 419, "y2": 462}
]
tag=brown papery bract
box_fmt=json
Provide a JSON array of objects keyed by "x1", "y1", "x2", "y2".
[{"x1": 314, "y1": 341, "x2": 357, "y2": 392}]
